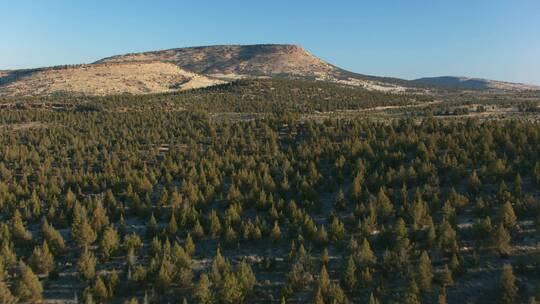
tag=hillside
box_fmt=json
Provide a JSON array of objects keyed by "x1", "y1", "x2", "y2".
[
  {"x1": 1, "y1": 44, "x2": 538, "y2": 97},
  {"x1": 0, "y1": 61, "x2": 223, "y2": 97},
  {"x1": 413, "y1": 76, "x2": 540, "y2": 91},
  {"x1": 96, "y1": 44, "x2": 409, "y2": 92}
]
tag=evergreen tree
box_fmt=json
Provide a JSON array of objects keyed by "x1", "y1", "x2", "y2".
[
  {"x1": 194, "y1": 273, "x2": 213, "y2": 304},
  {"x1": 498, "y1": 202, "x2": 517, "y2": 229},
  {"x1": 0, "y1": 280, "x2": 18, "y2": 304},
  {"x1": 343, "y1": 256, "x2": 357, "y2": 292},
  {"x1": 417, "y1": 251, "x2": 433, "y2": 292},
  {"x1": 77, "y1": 249, "x2": 97, "y2": 281},
  {"x1": 219, "y1": 272, "x2": 243, "y2": 304},
  {"x1": 29, "y1": 241, "x2": 55, "y2": 275},
  {"x1": 401, "y1": 279, "x2": 421, "y2": 304},
  {"x1": 168, "y1": 213, "x2": 178, "y2": 236},
  {"x1": 15, "y1": 261, "x2": 43, "y2": 302},
  {"x1": 492, "y1": 224, "x2": 512, "y2": 255},
  {"x1": 72, "y1": 206, "x2": 97, "y2": 248},
  {"x1": 439, "y1": 264, "x2": 453, "y2": 287},
  {"x1": 499, "y1": 264, "x2": 518, "y2": 304},
  {"x1": 271, "y1": 221, "x2": 282, "y2": 242},
  {"x1": 99, "y1": 226, "x2": 120, "y2": 260},
  {"x1": 185, "y1": 233, "x2": 196, "y2": 256},
  {"x1": 356, "y1": 238, "x2": 376, "y2": 265},
  {"x1": 41, "y1": 219, "x2": 66, "y2": 255}
]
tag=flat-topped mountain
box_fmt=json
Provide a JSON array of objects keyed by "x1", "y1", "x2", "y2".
[
  {"x1": 96, "y1": 44, "x2": 407, "y2": 91},
  {"x1": 413, "y1": 76, "x2": 540, "y2": 91},
  {"x1": 96, "y1": 44, "x2": 334, "y2": 79},
  {"x1": 1, "y1": 44, "x2": 538, "y2": 97}
]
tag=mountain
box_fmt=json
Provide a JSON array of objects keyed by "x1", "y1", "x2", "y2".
[
  {"x1": 0, "y1": 44, "x2": 408, "y2": 97},
  {"x1": 95, "y1": 44, "x2": 408, "y2": 91},
  {"x1": 1, "y1": 44, "x2": 537, "y2": 97},
  {"x1": 0, "y1": 62, "x2": 223, "y2": 97},
  {"x1": 413, "y1": 76, "x2": 540, "y2": 91}
]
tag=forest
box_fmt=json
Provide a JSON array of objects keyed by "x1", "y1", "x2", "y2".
[{"x1": 0, "y1": 79, "x2": 540, "y2": 304}]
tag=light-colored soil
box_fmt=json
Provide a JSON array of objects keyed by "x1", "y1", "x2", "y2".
[{"x1": 0, "y1": 61, "x2": 224, "y2": 97}]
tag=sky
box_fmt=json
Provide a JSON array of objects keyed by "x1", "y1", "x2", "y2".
[{"x1": 1, "y1": 0, "x2": 539, "y2": 84}]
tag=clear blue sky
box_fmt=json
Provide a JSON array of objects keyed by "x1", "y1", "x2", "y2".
[{"x1": 2, "y1": 0, "x2": 539, "y2": 84}]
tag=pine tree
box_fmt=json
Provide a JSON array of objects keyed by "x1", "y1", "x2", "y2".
[
  {"x1": 321, "y1": 248, "x2": 330, "y2": 265},
  {"x1": 401, "y1": 279, "x2": 421, "y2": 304},
  {"x1": 11, "y1": 210, "x2": 32, "y2": 244},
  {"x1": 356, "y1": 238, "x2": 376, "y2": 265},
  {"x1": 77, "y1": 249, "x2": 97, "y2": 281},
  {"x1": 377, "y1": 188, "x2": 394, "y2": 219},
  {"x1": 237, "y1": 260, "x2": 256, "y2": 298},
  {"x1": 99, "y1": 226, "x2": 120, "y2": 260},
  {"x1": 168, "y1": 212, "x2": 178, "y2": 236},
  {"x1": 41, "y1": 219, "x2": 66, "y2": 255},
  {"x1": 350, "y1": 173, "x2": 363, "y2": 199},
  {"x1": 209, "y1": 211, "x2": 222, "y2": 237},
  {"x1": 492, "y1": 224, "x2": 512, "y2": 255},
  {"x1": 72, "y1": 206, "x2": 97, "y2": 248},
  {"x1": 185, "y1": 233, "x2": 196, "y2": 256},
  {"x1": 93, "y1": 276, "x2": 109, "y2": 301},
  {"x1": 91, "y1": 200, "x2": 109, "y2": 232},
  {"x1": 15, "y1": 261, "x2": 43, "y2": 302},
  {"x1": 192, "y1": 219, "x2": 205, "y2": 239},
  {"x1": 219, "y1": 272, "x2": 243, "y2": 304},
  {"x1": 318, "y1": 265, "x2": 331, "y2": 294},
  {"x1": 147, "y1": 213, "x2": 158, "y2": 237},
  {"x1": 0, "y1": 280, "x2": 18, "y2": 304},
  {"x1": 439, "y1": 264, "x2": 453, "y2": 287},
  {"x1": 499, "y1": 201, "x2": 517, "y2": 229},
  {"x1": 417, "y1": 251, "x2": 433, "y2": 292},
  {"x1": 29, "y1": 241, "x2": 55, "y2": 275},
  {"x1": 438, "y1": 220, "x2": 458, "y2": 253},
  {"x1": 499, "y1": 264, "x2": 518, "y2": 304},
  {"x1": 468, "y1": 170, "x2": 481, "y2": 194},
  {"x1": 194, "y1": 273, "x2": 213, "y2": 304},
  {"x1": 271, "y1": 221, "x2": 282, "y2": 242},
  {"x1": 343, "y1": 256, "x2": 357, "y2": 292}
]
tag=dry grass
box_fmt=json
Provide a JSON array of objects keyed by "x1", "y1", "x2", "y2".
[{"x1": 0, "y1": 61, "x2": 224, "y2": 97}]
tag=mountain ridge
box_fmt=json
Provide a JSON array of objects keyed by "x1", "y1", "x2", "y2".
[
  {"x1": 413, "y1": 75, "x2": 540, "y2": 90},
  {"x1": 1, "y1": 44, "x2": 538, "y2": 97}
]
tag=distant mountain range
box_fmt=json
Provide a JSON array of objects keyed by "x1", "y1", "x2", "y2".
[
  {"x1": 412, "y1": 76, "x2": 539, "y2": 90},
  {"x1": 0, "y1": 44, "x2": 538, "y2": 97}
]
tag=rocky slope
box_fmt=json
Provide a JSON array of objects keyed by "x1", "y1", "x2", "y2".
[
  {"x1": 96, "y1": 44, "x2": 408, "y2": 92},
  {"x1": 0, "y1": 61, "x2": 223, "y2": 97},
  {"x1": 1, "y1": 44, "x2": 538, "y2": 97}
]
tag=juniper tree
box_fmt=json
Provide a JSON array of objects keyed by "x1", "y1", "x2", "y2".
[
  {"x1": 29, "y1": 241, "x2": 55, "y2": 275},
  {"x1": 499, "y1": 264, "x2": 518, "y2": 304},
  {"x1": 15, "y1": 261, "x2": 43, "y2": 302},
  {"x1": 194, "y1": 273, "x2": 214, "y2": 304},
  {"x1": 492, "y1": 224, "x2": 512, "y2": 255},
  {"x1": 99, "y1": 226, "x2": 120, "y2": 260},
  {"x1": 498, "y1": 201, "x2": 517, "y2": 229},
  {"x1": 342, "y1": 255, "x2": 357, "y2": 292},
  {"x1": 77, "y1": 249, "x2": 97, "y2": 281},
  {"x1": 417, "y1": 251, "x2": 433, "y2": 292},
  {"x1": 0, "y1": 280, "x2": 18, "y2": 304}
]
